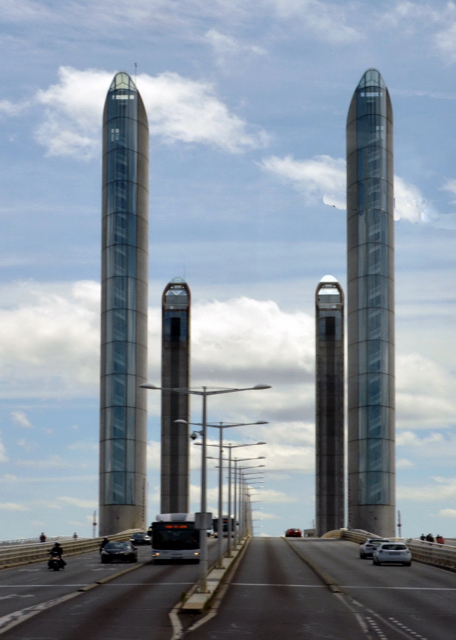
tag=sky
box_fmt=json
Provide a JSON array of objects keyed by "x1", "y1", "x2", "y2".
[{"x1": 1, "y1": 0, "x2": 456, "y2": 540}]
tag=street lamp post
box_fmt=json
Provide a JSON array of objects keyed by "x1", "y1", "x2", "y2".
[
  {"x1": 201, "y1": 443, "x2": 265, "y2": 559},
  {"x1": 233, "y1": 461, "x2": 265, "y2": 547},
  {"x1": 222, "y1": 451, "x2": 265, "y2": 556},
  {"x1": 238, "y1": 466, "x2": 265, "y2": 539},
  {"x1": 140, "y1": 382, "x2": 271, "y2": 593},
  {"x1": 180, "y1": 420, "x2": 266, "y2": 569}
]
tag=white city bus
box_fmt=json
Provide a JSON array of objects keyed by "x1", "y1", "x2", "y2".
[{"x1": 151, "y1": 513, "x2": 200, "y2": 563}]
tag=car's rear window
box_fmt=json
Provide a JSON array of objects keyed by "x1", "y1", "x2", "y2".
[
  {"x1": 106, "y1": 542, "x2": 129, "y2": 549},
  {"x1": 382, "y1": 544, "x2": 406, "y2": 550}
]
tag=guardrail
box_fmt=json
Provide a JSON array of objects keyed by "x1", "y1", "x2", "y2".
[
  {"x1": 341, "y1": 529, "x2": 456, "y2": 571},
  {"x1": 0, "y1": 536, "x2": 74, "y2": 547},
  {"x1": 0, "y1": 531, "x2": 140, "y2": 570}
]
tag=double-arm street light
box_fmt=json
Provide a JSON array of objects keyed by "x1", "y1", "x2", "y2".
[
  {"x1": 238, "y1": 465, "x2": 265, "y2": 538},
  {"x1": 202, "y1": 442, "x2": 266, "y2": 560},
  {"x1": 178, "y1": 420, "x2": 267, "y2": 568},
  {"x1": 140, "y1": 382, "x2": 271, "y2": 593}
]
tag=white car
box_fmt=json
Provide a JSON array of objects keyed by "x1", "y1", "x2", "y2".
[
  {"x1": 373, "y1": 542, "x2": 412, "y2": 566},
  {"x1": 359, "y1": 538, "x2": 390, "y2": 558}
]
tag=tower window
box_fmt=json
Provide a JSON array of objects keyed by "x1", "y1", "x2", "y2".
[{"x1": 325, "y1": 317, "x2": 336, "y2": 336}]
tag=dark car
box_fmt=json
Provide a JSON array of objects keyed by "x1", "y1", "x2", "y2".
[
  {"x1": 129, "y1": 532, "x2": 151, "y2": 546},
  {"x1": 101, "y1": 541, "x2": 138, "y2": 564},
  {"x1": 285, "y1": 528, "x2": 302, "y2": 537}
]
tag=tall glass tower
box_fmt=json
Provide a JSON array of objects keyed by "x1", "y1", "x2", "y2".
[
  {"x1": 347, "y1": 69, "x2": 395, "y2": 537},
  {"x1": 161, "y1": 278, "x2": 191, "y2": 513},
  {"x1": 315, "y1": 275, "x2": 345, "y2": 537},
  {"x1": 99, "y1": 72, "x2": 149, "y2": 535}
]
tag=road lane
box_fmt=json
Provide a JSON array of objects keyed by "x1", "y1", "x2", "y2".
[
  {"x1": 0, "y1": 546, "x2": 152, "y2": 619},
  {"x1": 0, "y1": 539, "x2": 221, "y2": 639},
  {"x1": 288, "y1": 538, "x2": 456, "y2": 640},
  {"x1": 186, "y1": 537, "x2": 370, "y2": 640}
]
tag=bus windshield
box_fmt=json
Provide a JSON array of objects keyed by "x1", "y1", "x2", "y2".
[{"x1": 152, "y1": 529, "x2": 199, "y2": 551}]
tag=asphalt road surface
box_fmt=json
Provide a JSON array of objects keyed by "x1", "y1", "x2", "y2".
[
  {"x1": 2, "y1": 538, "x2": 456, "y2": 639},
  {"x1": 287, "y1": 538, "x2": 456, "y2": 640},
  {"x1": 0, "y1": 540, "x2": 222, "y2": 640}
]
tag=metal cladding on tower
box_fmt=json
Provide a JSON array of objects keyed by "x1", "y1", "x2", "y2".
[
  {"x1": 315, "y1": 275, "x2": 345, "y2": 537},
  {"x1": 161, "y1": 278, "x2": 191, "y2": 513},
  {"x1": 99, "y1": 72, "x2": 149, "y2": 535},
  {"x1": 347, "y1": 69, "x2": 396, "y2": 537}
]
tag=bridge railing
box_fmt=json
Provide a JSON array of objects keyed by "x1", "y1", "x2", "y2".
[
  {"x1": 0, "y1": 531, "x2": 140, "y2": 569},
  {"x1": 341, "y1": 529, "x2": 456, "y2": 570}
]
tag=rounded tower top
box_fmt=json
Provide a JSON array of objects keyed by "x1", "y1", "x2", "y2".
[
  {"x1": 319, "y1": 274, "x2": 339, "y2": 284},
  {"x1": 109, "y1": 71, "x2": 137, "y2": 93},
  {"x1": 357, "y1": 68, "x2": 386, "y2": 90}
]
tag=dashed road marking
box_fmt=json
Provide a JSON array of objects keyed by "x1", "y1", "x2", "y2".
[
  {"x1": 230, "y1": 582, "x2": 326, "y2": 587},
  {"x1": 388, "y1": 617, "x2": 429, "y2": 640}
]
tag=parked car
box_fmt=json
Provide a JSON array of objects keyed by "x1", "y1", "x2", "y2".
[
  {"x1": 373, "y1": 542, "x2": 412, "y2": 566},
  {"x1": 285, "y1": 528, "x2": 302, "y2": 537},
  {"x1": 359, "y1": 538, "x2": 390, "y2": 558},
  {"x1": 101, "y1": 541, "x2": 138, "y2": 563},
  {"x1": 129, "y1": 532, "x2": 151, "y2": 545}
]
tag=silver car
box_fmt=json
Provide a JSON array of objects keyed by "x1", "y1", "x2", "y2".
[
  {"x1": 359, "y1": 538, "x2": 390, "y2": 559},
  {"x1": 373, "y1": 542, "x2": 412, "y2": 566}
]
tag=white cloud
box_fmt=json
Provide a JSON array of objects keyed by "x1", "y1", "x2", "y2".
[
  {"x1": 57, "y1": 496, "x2": 97, "y2": 508},
  {"x1": 260, "y1": 155, "x2": 346, "y2": 209},
  {"x1": 441, "y1": 177, "x2": 456, "y2": 205},
  {"x1": 254, "y1": 511, "x2": 281, "y2": 520},
  {"x1": 11, "y1": 411, "x2": 32, "y2": 428},
  {"x1": 250, "y1": 488, "x2": 299, "y2": 503},
  {"x1": 396, "y1": 353, "x2": 456, "y2": 429},
  {"x1": 66, "y1": 441, "x2": 98, "y2": 452},
  {"x1": 439, "y1": 508, "x2": 456, "y2": 518},
  {"x1": 0, "y1": 99, "x2": 30, "y2": 117},
  {"x1": 396, "y1": 458, "x2": 414, "y2": 469},
  {"x1": 0, "y1": 285, "x2": 314, "y2": 411},
  {"x1": 204, "y1": 29, "x2": 266, "y2": 64},
  {"x1": 267, "y1": 0, "x2": 362, "y2": 44},
  {"x1": 16, "y1": 456, "x2": 70, "y2": 469},
  {"x1": 398, "y1": 476, "x2": 456, "y2": 502},
  {"x1": 0, "y1": 280, "x2": 100, "y2": 399},
  {"x1": 394, "y1": 176, "x2": 436, "y2": 223},
  {"x1": 435, "y1": 21, "x2": 456, "y2": 62},
  {"x1": 32, "y1": 66, "x2": 267, "y2": 159},
  {"x1": 260, "y1": 154, "x2": 434, "y2": 223},
  {"x1": 0, "y1": 502, "x2": 27, "y2": 511},
  {"x1": 192, "y1": 297, "x2": 313, "y2": 383},
  {"x1": 0, "y1": 438, "x2": 8, "y2": 463}
]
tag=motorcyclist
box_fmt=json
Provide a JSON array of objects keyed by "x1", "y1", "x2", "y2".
[
  {"x1": 99, "y1": 537, "x2": 109, "y2": 553},
  {"x1": 48, "y1": 542, "x2": 66, "y2": 569}
]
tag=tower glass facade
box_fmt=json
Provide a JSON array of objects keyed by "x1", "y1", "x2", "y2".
[
  {"x1": 161, "y1": 278, "x2": 191, "y2": 513},
  {"x1": 315, "y1": 276, "x2": 345, "y2": 537},
  {"x1": 100, "y1": 72, "x2": 149, "y2": 534},
  {"x1": 347, "y1": 69, "x2": 395, "y2": 537}
]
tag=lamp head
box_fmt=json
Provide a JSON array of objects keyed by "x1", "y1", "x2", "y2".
[{"x1": 253, "y1": 384, "x2": 271, "y2": 390}]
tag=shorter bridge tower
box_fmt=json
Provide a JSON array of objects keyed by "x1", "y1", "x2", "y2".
[{"x1": 315, "y1": 275, "x2": 345, "y2": 536}]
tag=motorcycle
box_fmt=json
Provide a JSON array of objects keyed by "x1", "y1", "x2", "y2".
[{"x1": 48, "y1": 554, "x2": 64, "y2": 571}]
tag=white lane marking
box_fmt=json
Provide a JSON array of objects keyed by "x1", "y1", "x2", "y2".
[
  {"x1": 388, "y1": 617, "x2": 429, "y2": 640},
  {"x1": 0, "y1": 595, "x2": 34, "y2": 601},
  {"x1": 339, "y1": 586, "x2": 456, "y2": 591},
  {"x1": 17, "y1": 570, "x2": 40, "y2": 573},
  {"x1": 366, "y1": 615, "x2": 388, "y2": 640},
  {"x1": 0, "y1": 582, "x2": 195, "y2": 588},
  {"x1": 230, "y1": 582, "x2": 326, "y2": 587},
  {"x1": 0, "y1": 591, "x2": 81, "y2": 636}
]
